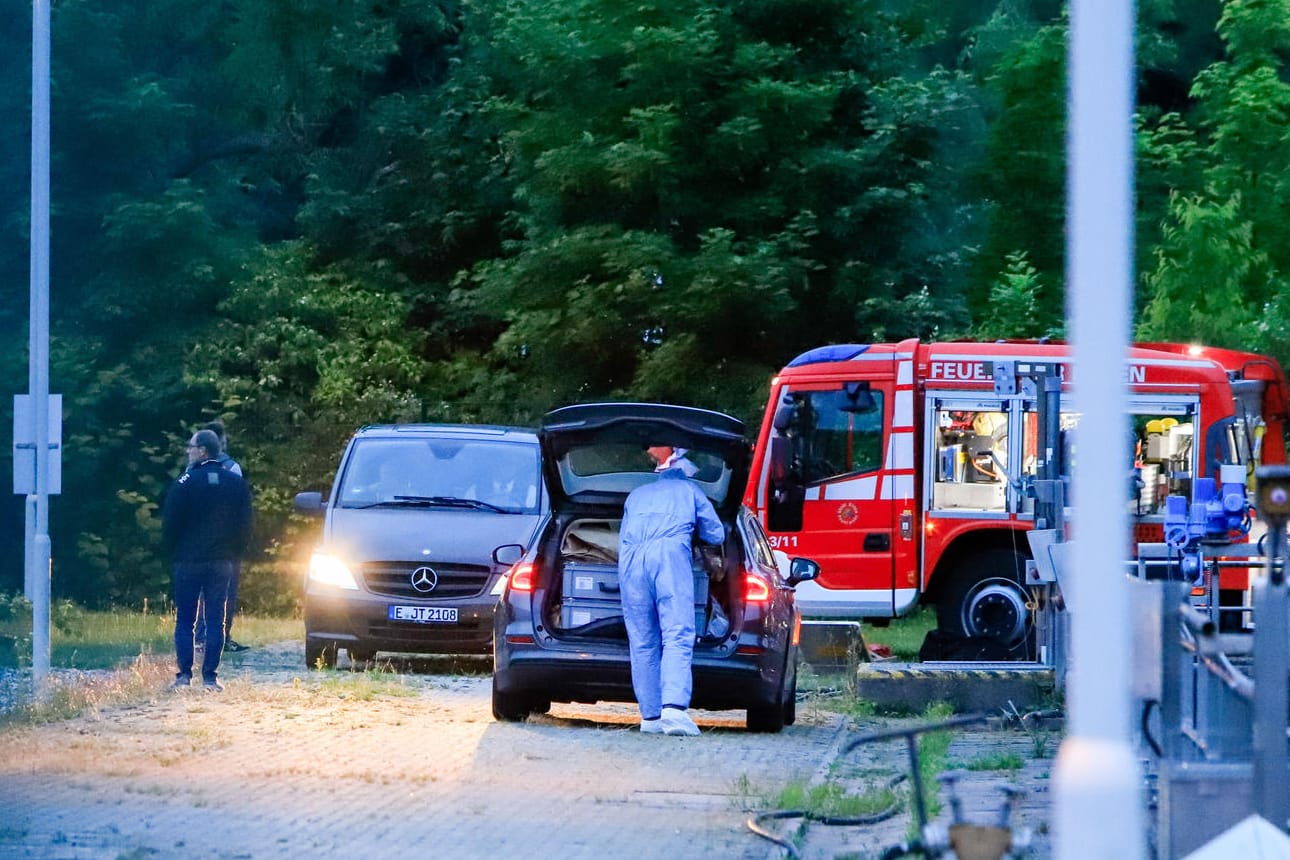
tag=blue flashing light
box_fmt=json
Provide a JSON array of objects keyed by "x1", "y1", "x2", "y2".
[{"x1": 786, "y1": 344, "x2": 870, "y2": 367}]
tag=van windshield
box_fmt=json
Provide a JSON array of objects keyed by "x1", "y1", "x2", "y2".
[{"x1": 336, "y1": 438, "x2": 541, "y2": 513}]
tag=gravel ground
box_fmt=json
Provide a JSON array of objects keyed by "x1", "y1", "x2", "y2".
[{"x1": 0, "y1": 643, "x2": 1054, "y2": 859}]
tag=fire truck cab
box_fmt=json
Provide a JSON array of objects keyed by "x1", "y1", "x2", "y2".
[{"x1": 745, "y1": 339, "x2": 1288, "y2": 657}]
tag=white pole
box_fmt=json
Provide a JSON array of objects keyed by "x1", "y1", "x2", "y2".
[
  {"x1": 1054, "y1": 0, "x2": 1145, "y2": 857},
  {"x1": 28, "y1": 0, "x2": 52, "y2": 686}
]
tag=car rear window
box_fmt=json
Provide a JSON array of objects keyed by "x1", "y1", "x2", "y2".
[{"x1": 558, "y1": 444, "x2": 733, "y2": 504}]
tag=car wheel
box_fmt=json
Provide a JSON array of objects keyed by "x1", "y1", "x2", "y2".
[
  {"x1": 746, "y1": 698, "x2": 786, "y2": 734},
  {"x1": 305, "y1": 640, "x2": 337, "y2": 670},
  {"x1": 748, "y1": 680, "x2": 784, "y2": 732},
  {"x1": 492, "y1": 682, "x2": 535, "y2": 722}
]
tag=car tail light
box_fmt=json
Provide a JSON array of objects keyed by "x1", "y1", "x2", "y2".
[
  {"x1": 743, "y1": 571, "x2": 772, "y2": 603},
  {"x1": 509, "y1": 562, "x2": 536, "y2": 593},
  {"x1": 791, "y1": 613, "x2": 802, "y2": 647}
]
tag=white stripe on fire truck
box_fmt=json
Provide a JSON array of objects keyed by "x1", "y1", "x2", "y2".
[
  {"x1": 880, "y1": 473, "x2": 914, "y2": 500},
  {"x1": 898, "y1": 359, "x2": 913, "y2": 385},
  {"x1": 895, "y1": 389, "x2": 913, "y2": 426},
  {"x1": 884, "y1": 431, "x2": 914, "y2": 469},
  {"x1": 822, "y1": 475, "x2": 877, "y2": 500}
]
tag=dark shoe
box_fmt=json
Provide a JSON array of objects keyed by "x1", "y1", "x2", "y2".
[
  {"x1": 224, "y1": 640, "x2": 250, "y2": 653},
  {"x1": 203, "y1": 680, "x2": 225, "y2": 693},
  {"x1": 171, "y1": 675, "x2": 192, "y2": 691}
]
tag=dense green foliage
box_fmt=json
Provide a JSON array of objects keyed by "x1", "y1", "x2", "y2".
[{"x1": 1, "y1": 0, "x2": 1287, "y2": 606}]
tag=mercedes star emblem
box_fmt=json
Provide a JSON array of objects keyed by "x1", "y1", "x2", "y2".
[{"x1": 410, "y1": 566, "x2": 438, "y2": 593}]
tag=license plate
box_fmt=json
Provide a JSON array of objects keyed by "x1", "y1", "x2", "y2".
[{"x1": 388, "y1": 605, "x2": 458, "y2": 624}]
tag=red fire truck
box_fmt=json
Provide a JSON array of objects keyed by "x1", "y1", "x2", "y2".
[{"x1": 743, "y1": 339, "x2": 1289, "y2": 655}]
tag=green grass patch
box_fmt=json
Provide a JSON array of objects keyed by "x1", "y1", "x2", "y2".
[
  {"x1": 317, "y1": 671, "x2": 418, "y2": 700},
  {"x1": 959, "y1": 751, "x2": 1025, "y2": 772},
  {"x1": 776, "y1": 779, "x2": 898, "y2": 819},
  {"x1": 863, "y1": 607, "x2": 936, "y2": 662}
]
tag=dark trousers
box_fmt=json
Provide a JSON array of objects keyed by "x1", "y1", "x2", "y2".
[
  {"x1": 196, "y1": 562, "x2": 241, "y2": 641},
  {"x1": 174, "y1": 560, "x2": 234, "y2": 683}
]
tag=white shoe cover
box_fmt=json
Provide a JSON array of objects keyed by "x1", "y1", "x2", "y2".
[{"x1": 660, "y1": 707, "x2": 700, "y2": 736}]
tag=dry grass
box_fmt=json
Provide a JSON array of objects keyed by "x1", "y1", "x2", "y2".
[
  {"x1": 0, "y1": 653, "x2": 175, "y2": 729},
  {"x1": 1, "y1": 594, "x2": 301, "y2": 671}
]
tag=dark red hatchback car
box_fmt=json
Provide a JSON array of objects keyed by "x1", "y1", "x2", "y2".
[{"x1": 491, "y1": 403, "x2": 819, "y2": 732}]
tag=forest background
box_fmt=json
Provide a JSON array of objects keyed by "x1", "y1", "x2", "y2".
[{"x1": 3, "y1": 0, "x2": 1290, "y2": 610}]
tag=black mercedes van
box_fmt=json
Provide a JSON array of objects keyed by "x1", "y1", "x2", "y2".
[{"x1": 294, "y1": 424, "x2": 545, "y2": 667}]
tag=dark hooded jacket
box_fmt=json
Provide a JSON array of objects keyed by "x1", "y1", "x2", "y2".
[{"x1": 162, "y1": 459, "x2": 253, "y2": 562}]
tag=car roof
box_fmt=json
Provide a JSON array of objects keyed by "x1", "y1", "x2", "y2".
[{"x1": 353, "y1": 423, "x2": 538, "y2": 443}]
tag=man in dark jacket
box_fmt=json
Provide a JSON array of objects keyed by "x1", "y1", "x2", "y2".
[
  {"x1": 163, "y1": 428, "x2": 253, "y2": 691},
  {"x1": 193, "y1": 419, "x2": 251, "y2": 653}
]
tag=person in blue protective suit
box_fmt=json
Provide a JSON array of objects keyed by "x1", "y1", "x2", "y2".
[{"x1": 619, "y1": 445, "x2": 725, "y2": 736}]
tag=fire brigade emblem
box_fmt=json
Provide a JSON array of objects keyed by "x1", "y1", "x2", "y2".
[{"x1": 837, "y1": 503, "x2": 858, "y2": 525}]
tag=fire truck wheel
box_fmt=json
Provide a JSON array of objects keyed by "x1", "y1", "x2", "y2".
[{"x1": 937, "y1": 548, "x2": 1031, "y2": 647}]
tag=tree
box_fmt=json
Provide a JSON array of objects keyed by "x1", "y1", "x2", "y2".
[
  {"x1": 969, "y1": 19, "x2": 1066, "y2": 332},
  {"x1": 454, "y1": 0, "x2": 983, "y2": 423},
  {"x1": 0, "y1": 0, "x2": 478, "y2": 603},
  {"x1": 1138, "y1": 0, "x2": 1290, "y2": 360},
  {"x1": 971, "y1": 250, "x2": 1047, "y2": 340}
]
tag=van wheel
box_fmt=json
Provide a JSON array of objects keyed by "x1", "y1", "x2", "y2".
[
  {"x1": 305, "y1": 640, "x2": 337, "y2": 670},
  {"x1": 492, "y1": 683, "x2": 537, "y2": 722},
  {"x1": 936, "y1": 548, "x2": 1031, "y2": 647}
]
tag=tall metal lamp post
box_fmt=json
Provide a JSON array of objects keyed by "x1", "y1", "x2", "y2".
[
  {"x1": 1054, "y1": 0, "x2": 1144, "y2": 856},
  {"x1": 18, "y1": 0, "x2": 59, "y2": 688}
]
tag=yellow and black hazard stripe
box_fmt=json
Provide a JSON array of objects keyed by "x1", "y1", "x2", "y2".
[{"x1": 856, "y1": 665, "x2": 1055, "y2": 683}]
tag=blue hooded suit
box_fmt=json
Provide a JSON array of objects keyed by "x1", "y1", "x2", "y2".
[{"x1": 618, "y1": 458, "x2": 725, "y2": 719}]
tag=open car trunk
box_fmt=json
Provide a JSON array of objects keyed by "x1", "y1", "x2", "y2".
[{"x1": 542, "y1": 514, "x2": 741, "y2": 644}]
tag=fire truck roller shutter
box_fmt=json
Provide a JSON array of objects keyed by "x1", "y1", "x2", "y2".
[{"x1": 934, "y1": 545, "x2": 1034, "y2": 657}]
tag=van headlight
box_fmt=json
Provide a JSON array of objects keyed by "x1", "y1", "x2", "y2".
[{"x1": 308, "y1": 553, "x2": 359, "y2": 590}]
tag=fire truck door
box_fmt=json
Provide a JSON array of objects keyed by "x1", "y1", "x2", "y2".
[{"x1": 766, "y1": 378, "x2": 896, "y2": 607}]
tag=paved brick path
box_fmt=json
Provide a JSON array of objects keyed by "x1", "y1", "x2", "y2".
[
  {"x1": 0, "y1": 643, "x2": 852, "y2": 859},
  {"x1": 0, "y1": 642, "x2": 1053, "y2": 859}
]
